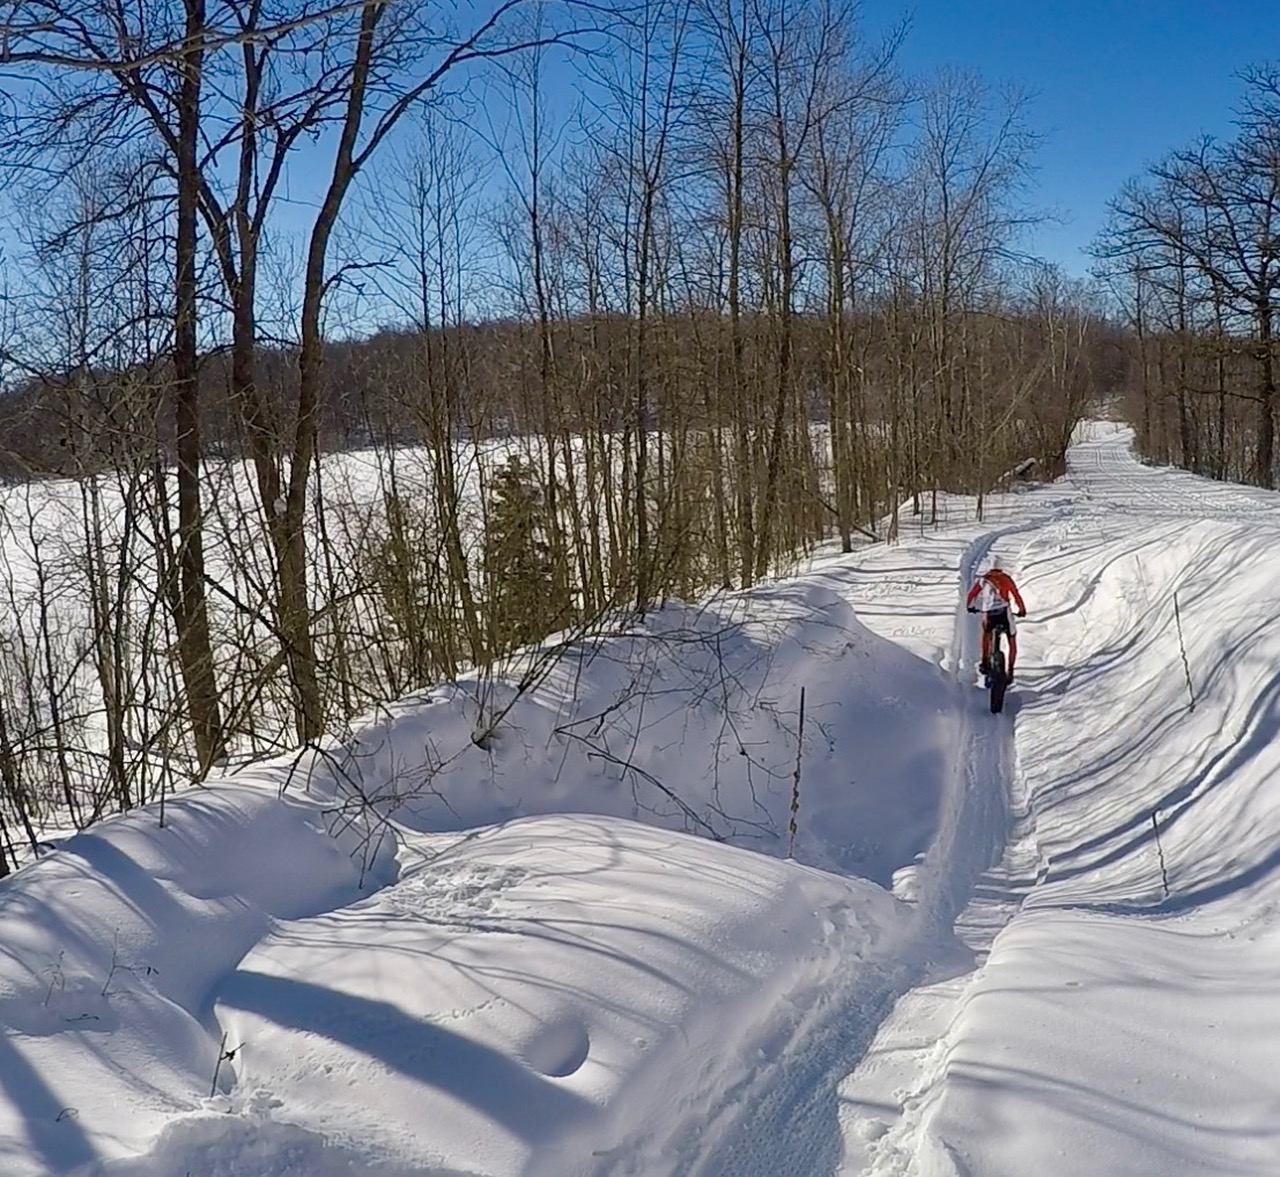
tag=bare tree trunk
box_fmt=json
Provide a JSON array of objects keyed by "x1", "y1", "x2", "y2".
[
  {"x1": 1256, "y1": 300, "x2": 1276, "y2": 486},
  {"x1": 173, "y1": 0, "x2": 227, "y2": 773}
]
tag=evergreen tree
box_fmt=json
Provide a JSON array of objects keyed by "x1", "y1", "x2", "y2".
[{"x1": 483, "y1": 456, "x2": 566, "y2": 653}]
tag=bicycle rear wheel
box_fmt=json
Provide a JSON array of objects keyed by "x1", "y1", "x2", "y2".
[{"x1": 989, "y1": 640, "x2": 1007, "y2": 714}]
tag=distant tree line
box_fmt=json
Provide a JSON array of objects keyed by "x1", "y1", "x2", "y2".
[
  {"x1": 1094, "y1": 66, "x2": 1280, "y2": 485},
  {"x1": 0, "y1": 0, "x2": 1108, "y2": 871}
]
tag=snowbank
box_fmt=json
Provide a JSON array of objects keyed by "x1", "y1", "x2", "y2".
[{"x1": 0, "y1": 578, "x2": 954, "y2": 1175}]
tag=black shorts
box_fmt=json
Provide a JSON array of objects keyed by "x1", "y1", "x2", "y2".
[{"x1": 984, "y1": 609, "x2": 1011, "y2": 636}]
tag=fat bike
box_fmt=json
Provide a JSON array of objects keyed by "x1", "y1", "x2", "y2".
[
  {"x1": 970, "y1": 609, "x2": 1016, "y2": 714},
  {"x1": 984, "y1": 626, "x2": 1009, "y2": 714}
]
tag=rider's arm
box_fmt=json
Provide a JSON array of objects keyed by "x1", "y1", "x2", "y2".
[
  {"x1": 965, "y1": 581, "x2": 982, "y2": 609},
  {"x1": 1009, "y1": 581, "x2": 1027, "y2": 615}
]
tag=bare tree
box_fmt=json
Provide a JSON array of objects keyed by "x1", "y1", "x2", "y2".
[{"x1": 1097, "y1": 67, "x2": 1280, "y2": 486}]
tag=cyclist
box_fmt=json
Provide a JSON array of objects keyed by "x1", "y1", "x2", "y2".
[{"x1": 966, "y1": 559, "x2": 1027, "y2": 680}]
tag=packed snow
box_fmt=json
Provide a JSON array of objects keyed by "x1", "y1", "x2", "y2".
[{"x1": 3, "y1": 421, "x2": 1280, "y2": 1175}]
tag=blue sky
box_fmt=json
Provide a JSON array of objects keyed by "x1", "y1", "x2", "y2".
[
  {"x1": 886, "y1": 0, "x2": 1278, "y2": 276},
  {"x1": 1, "y1": 0, "x2": 1273, "y2": 325},
  {"x1": 212, "y1": 1, "x2": 1280, "y2": 288}
]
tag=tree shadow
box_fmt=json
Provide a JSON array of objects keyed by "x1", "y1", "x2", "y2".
[
  {"x1": 943, "y1": 1054, "x2": 1280, "y2": 1170},
  {"x1": 1040, "y1": 667, "x2": 1280, "y2": 899},
  {"x1": 217, "y1": 969, "x2": 594, "y2": 1146},
  {"x1": 0, "y1": 1031, "x2": 98, "y2": 1173}
]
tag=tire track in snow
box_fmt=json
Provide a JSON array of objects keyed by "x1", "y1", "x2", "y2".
[
  {"x1": 835, "y1": 533, "x2": 1040, "y2": 1175},
  {"x1": 843, "y1": 685, "x2": 1044, "y2": 1177},
  {"x1": 842, "y1": 425, "x2": 1275, "y2": 1174},
  {"x1": 678, "y1": 528, "x2": 1045, "y2": 1177}
]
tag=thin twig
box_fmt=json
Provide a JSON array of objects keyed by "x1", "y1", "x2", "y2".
[
  {"x1": 788, "y1": 686, "x2": 806, "y2": 859},
  {"x1": 1151, "y1": 811, "x2": 1171, "y2": 900},
  {"x1": 1173, "y1": 589, "x2": 1195, "y2": 711}
]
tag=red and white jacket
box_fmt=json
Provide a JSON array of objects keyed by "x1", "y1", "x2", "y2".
[{"x1": 966, "y1": 569, "x2": 1026, "y2": 615}]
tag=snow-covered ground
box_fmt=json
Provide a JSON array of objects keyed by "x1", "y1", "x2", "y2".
[{"x1": 4, "y1": 421, "x2": 1280, "y2": 1175}]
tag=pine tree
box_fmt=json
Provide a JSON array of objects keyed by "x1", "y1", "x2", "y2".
[{"x1": 483, "y1": 456, "x2": 566, "y2": 653}]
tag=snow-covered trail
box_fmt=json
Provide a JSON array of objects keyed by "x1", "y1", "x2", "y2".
[
  {"x1": 682, "y1": 481, "x2": 1072, "y2": 1175},
  {"x1": 681, "y1": 420, "x2": 1280, "y2": 1177},
  {"x1": 9, "y1": 421, "x2": 1280, "y2": 1177},
  {"x1": 841, "y1": 424, "x2": 1280, "y2": 1176}
]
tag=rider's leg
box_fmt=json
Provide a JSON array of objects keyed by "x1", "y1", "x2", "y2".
[
  {"x1": 980, "y1": 614, "x2": 992, "y2": 670},
  {"x1": 1008, "y1": 630, "x2": 1018, "y2": 678}
]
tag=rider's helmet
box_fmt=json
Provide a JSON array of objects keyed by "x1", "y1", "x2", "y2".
[{"x1": 987, "y1": 555, "x2": 1003, "y2": 572}]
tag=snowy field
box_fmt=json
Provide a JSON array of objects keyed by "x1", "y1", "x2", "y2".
[{"x1": 4, "y1": 421, "x2": 1280, "y2": 1175}]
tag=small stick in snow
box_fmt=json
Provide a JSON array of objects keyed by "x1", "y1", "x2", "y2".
[
  {"x1": 788, "y1": 686, "x2": 805, "y2": 859},
  {"x1": 1173, "y1": 590, "x2": 1195, "y2": 711},
  {"x1": 1151, "y1": 811, "x2": 1171, "y2": 901},
  {"x1": 210, "y1": 1032, "x2": 241, "y2": 1097}
]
